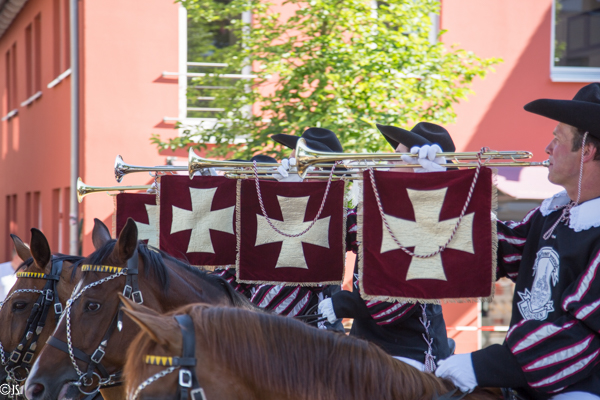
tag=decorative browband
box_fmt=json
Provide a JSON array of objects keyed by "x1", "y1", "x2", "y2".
[
  {"x1": 145, "y1": 355, "x2": 174, "y2": 366},
  {"x1": 16, "y1": 272, "x2": 48, "y2": 279},
  {"x1": 81, "y1": 265, "x2": 124, "y2": 274}
]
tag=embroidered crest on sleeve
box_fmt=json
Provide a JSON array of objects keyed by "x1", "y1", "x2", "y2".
[{"x1": 518, "y1": 247, "x2": 560, "y2": 321}]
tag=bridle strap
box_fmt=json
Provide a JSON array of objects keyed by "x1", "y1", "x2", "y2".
[
  {"x1": 174, "y1": 314, "x2": 203, "y2": 400},
  {"x1": 46, "y1": 336, "x2": 111, "y2": 379},
  {"x1": 136, "y1": 314, "x2": 205, "y2": 400},
  {"x1": 124, "y1": 249, "x2": 143, "y2": 304},
  {"x1": 6, "y1": 258, "x2": 64, "y2": 377}
]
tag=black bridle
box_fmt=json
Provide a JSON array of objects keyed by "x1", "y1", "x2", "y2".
[
  {"x1": 45, "y1": 249, "x2": 143, "y2": 396},
  {"x1": 1, "y1": 257, "x2": 64, "y2": 385},
  {"x1": 134, "y1": 314, "x2": 206, "y2": 400}
]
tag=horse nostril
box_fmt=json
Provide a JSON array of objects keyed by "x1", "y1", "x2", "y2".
[{"x1": 26, "y1": 382, "x2": 45, "y2": 399}]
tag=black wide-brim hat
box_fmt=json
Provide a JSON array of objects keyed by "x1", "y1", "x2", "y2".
[
  {"x1": 375, "y1": 122, "x2": 456, "y2": 152},
  {"x1": 524, "y1": 83, "x2": 600, "y2": 140},
  {"x1": 271, "y1": 127, "x2": 344, "y2": 153}
]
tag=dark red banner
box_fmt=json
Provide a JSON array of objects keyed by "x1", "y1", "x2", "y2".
[
  {"x1": 159, "y1": 175, "x2": 237, "y2": 268},
  {"x1": 114, "y1": 193, "x2": 158, "y2": 247},
  {"x1": 237, "y1": 179, "x2": 346, "y2": 286},
  {"x1": 360, "y1": 168, "x2": 495, "y2": 302}
]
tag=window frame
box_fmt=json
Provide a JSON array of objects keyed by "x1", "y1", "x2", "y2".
[{"x1": 550, "y1": 0, "x2": 600, "y2": 82}]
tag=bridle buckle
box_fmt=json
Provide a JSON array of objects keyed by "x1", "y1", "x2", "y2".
[
  {"x1": 179, "y1": 369, "x2": 192, "y2": 388},
  {"x1": 54, "y1": 303, "x2": 63, "y2": 315},
  {"x1": 191, "y1": 387, "x2": 207, "y2": 400},
  {"x1": 132, "y1": 291, "x2": 143, "y2": 304},
  {"x1": 122, "y1": 285, "x2": 133, "y2": 298},
  {"x1": 91, "y1": 348, "x2": 106, "y2": 364}
]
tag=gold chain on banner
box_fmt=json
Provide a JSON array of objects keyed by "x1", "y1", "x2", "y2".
[
  {"x1": 369, "y1": 149, "x2": 487, "y2": 259},
  {"x1": 252, "y1": 161, "x2": 341, "y2": 238}
]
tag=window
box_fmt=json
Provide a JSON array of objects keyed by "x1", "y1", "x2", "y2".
[
  {"x1": 5, "y1": 43, "x2": 17, "y2": 114},
  {"x1": 5, "y1": 194, "x2": 17, "y2": 260},
  {"x1": 52, "y1": 188, "x2": 61, "y2": 252},
  {"x1": 25, "y1": 191, "x2": 41, "y2": 241},
  {"x1": 23, "y1": 14, "x2": 42, "y2": 105},
  {"x1": 50, "y1": 0, "x2": 70, "y2": 87},
  {"x1": 53, "y1": 0, "x2": 70, "y2": 74},
  {"x1": 172, "y1": 4, "x2": 250, "y2": 125},
  {"x1": 552, "y1": 0, "x2": 600, "y2": 82}
]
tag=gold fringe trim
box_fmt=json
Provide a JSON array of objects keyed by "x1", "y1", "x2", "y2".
[
  {"x1": 155, "y1": 176, "x2": 162, "y2": 249},
  {"x1": 340, "y1": 180, "x2": 349, "y2": 286},
  {"x1": 235, "y1": 179, "x2": 243, "y2": 282},
  {"x1": 112, "y1": 195, "x2": 117, "y2": 239}
]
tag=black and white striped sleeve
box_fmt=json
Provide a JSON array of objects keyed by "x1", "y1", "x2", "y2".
[{"x1": 496, "y1": 207, "x2": 539, "y2": 282}]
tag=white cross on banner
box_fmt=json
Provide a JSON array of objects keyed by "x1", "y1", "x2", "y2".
[
  {"x1": 236, "y1": 179, "x2": 346, "y2": 286},
  {"x1": 159, "y1": 175, "x2": 237, "y2": 269}
]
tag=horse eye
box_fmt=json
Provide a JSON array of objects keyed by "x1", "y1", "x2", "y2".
[
  {"x1": 85, "y1": 302, "x2": 101, "y2": 312},
  {"x1": 12, "y1": 301, "x2": 28, "y2": 311}
]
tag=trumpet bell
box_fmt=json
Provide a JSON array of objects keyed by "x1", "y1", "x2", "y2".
[{"x1": 77, "y1": 177, "x2": 152, "y2": 203}]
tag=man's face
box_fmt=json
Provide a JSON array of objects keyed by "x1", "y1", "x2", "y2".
[
  {"x1": 389, "y1": 143, "x2": 413, "y2": 173},
  {"x1": 545, "y1": 123, "x2": 581, "y2": 187}
]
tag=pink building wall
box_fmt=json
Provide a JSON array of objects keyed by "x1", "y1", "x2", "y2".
[
  {"x1": 0, "y1": 0, "x2": 180, "y2": 257},
  {"x1": 78, "y1": 0, "x2": 179, "y2": 254}
]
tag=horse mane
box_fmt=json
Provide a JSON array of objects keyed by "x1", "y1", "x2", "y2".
[
  {"x1": 75, "y1": 240, "x2": 254, "y2": 308},
  {"x1": 127, "y1": 305, "x2": 487, "y2": 400}
]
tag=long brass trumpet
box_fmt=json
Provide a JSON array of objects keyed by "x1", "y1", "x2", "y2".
[
  {"x1": 77, "y1": 178, "x2": 152, "y2": 203},
  {"x1": 295, "y1": 138, "x2": 548, "y2": 178},
  {"x1": 188, "y1": 148, "x2": 280, "y2": 179},
  {"x1": 115, "y1": 155, "x2": 186, "y2": 182}
]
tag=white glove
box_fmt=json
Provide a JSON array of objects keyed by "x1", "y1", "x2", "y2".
[
  {"x1": 274, "y1": 158, "x2": 303, "y2": 182},
  {"x1": 194, "y1": 167, "x2": 218, "y2": 177},
  {"x1": 435, "y1": 353, "x2": 478, "y2": 393},
  {"x1": 276, "y1": 158, "x2": 292, "y2": 178},
  {"x1": 318, "y1": 298, "x2": 338, "y2": 324},
  {"x1": 401, "y1": 144, "x2": 447, "y2": 172}
]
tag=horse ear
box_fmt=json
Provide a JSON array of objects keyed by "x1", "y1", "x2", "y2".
[
  {"x1": 10, "y1": 234, "x2": 32, "y2": 263},
  {"x1": 92, "y1": 218, "x2": 112, "y2": 250},
  {"x1": 114, "y1": 218, "x2": 138, "y2": 262},
  {"x1": 118, "y1": 294, "x2": 160, "y2": 316},
  {"x1": 121, "y1": 300, "x2": 182, "y2": 353},
  {"x1": 30, "y1": 228, "x2": 52, "y2": 271}
]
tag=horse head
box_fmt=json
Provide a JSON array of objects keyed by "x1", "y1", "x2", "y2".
[
  {"x1": 0, "y1": 230, "x2": 82, "y2": 392},
  {"x1": 25, "y1": 217, "x2": 250, "y2": 400}
]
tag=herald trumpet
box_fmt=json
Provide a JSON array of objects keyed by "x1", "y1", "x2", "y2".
[
  {"x1": 77, "y1": 178, "x2": 152, "y2": 203},
  {"x1": 115, "y1": 155, "x2": 186, "y2": 182},
  {"x1": 295, "y1": 138, "x2": 548, "y2": 178},
  {"x1": 188, "y1": 148, "x2": 280, "y2": 179}
]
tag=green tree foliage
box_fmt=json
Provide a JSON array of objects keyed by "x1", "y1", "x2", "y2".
[{"x1": 153, "y1": 0, "x2": 501, "y2": 159}]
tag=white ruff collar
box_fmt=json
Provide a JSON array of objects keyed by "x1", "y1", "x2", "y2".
[{"x1": 540, "y1": 190, "x2": 600, "y2": 232}]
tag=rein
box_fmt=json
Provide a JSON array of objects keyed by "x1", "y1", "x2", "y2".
[
  {"x1": 131, "y1": 314, "x2": 206, "y2": 400},
  {"x1": 46, "y1": 249, "x2": 143, "y2": 396},
  {"x1": 0, "y1": 257, "x2": 64, "y2": 387}
]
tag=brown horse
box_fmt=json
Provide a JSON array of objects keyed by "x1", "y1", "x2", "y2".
[
  {"x1": 24, "y1": 218, "x2": 253, "y2": 400},
  {"x1": 0, "y1": 230, "x2": 83, "y2": 391},
  {"x1": 122, "y1": 300, "x2": 501, "y2": 400}
]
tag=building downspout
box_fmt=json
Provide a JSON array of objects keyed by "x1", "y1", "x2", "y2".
[{"x1": 69, "y1": 0, "x2": 80, "y2": 255}]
